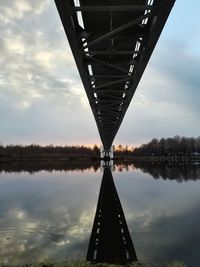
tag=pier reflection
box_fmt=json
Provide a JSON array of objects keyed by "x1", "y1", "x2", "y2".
[{"x1": 87, "y1": 167, "x2": 137, "y2": 264}]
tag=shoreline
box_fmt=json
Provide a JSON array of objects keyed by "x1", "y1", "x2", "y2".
[{"x1": 1, "y1": 155, "x2": 200, "y2": 163}]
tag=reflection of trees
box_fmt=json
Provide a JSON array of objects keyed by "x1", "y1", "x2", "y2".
[
  {"x1": 0, "y1": 160, "x2": 134, "y2": 173},
  {"x1": 133, "y1": 162, "x2": 200, "y2": 182},
  {"x1": 0, "y1": 161, "x2": 100, "y2": 174},
  {"x1": 1, "y1": 159, "x2": 200, "y2": 182}
]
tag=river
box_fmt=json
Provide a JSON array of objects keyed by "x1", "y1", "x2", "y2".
[{"x1": 0, "y1": 162, "x2": 200, "y2": 266}]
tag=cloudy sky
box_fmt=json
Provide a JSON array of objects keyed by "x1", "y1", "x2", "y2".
[{"x1": 0, "y1": 0, "x2": 200, "y2": 147}]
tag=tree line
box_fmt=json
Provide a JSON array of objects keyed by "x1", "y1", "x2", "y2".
[
  {"x1": 0, "y1": 144, "x2": 134, "y2": 160},
  {"x1": 1, "y1": 136, "x2": 200, "y2": 160},
  {"x1": 0, "y1": 144, "x2": 100, "y2": 161},
  {"x1": 133, "y1": 136, "x2": 200, "y2": 156}
]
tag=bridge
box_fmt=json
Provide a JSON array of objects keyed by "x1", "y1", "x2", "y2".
[{"x1": 55, "y1": 0, "x2": 175, "y2": 157}]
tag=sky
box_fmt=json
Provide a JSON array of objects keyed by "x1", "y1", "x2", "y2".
[{"x1": 0, "y1": 0, "x2": 200, "y2": 147}]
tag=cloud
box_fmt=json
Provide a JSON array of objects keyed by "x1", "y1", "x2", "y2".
[
  {"x1": 0, "y1": 1, "x2": 100, "y2": 145},
  {"x1": 0, "y1": 0, "x2": 50, "y2": 24},
  {"x1": 116, "y1": 39, "x2": 200, "y2": 145}
]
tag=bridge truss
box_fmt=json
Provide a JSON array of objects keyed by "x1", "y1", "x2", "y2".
[{"x1": 55, "y1": 0, "x2": 175, "y2": 152}]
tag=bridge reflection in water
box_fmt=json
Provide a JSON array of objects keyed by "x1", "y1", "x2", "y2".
[{"x1": 87, "y1": 167, "x2": 137, "y2": 264}]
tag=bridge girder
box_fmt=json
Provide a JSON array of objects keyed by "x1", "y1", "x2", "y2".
[{"x1": 55, "y1": 0, "x2": 175, "y2": 150}]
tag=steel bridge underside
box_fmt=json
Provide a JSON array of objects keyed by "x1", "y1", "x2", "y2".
[{"x1": 55, "y1": 0, "x2": 175, "y2": 151}]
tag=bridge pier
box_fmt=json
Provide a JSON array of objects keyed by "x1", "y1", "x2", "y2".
[{"x1": 100, "y1": 146, "x2": 114, "y2": 161}]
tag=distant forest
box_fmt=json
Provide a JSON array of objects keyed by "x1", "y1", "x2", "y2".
[
  {"x1": 0, "y1": 144, "x2": 100, "y2": 161},
  {"x1": 133, "y1": 136, "x2": 200, "y2": 156},
  {"x1": 0, "y1": 143, "x2": 135, "y2": 162},
  {"x1": 0, "y1": 136, "x2": 200, "y2": 162}
]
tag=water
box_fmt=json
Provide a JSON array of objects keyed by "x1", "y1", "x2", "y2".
[{"x1": 0, "y1": 162, "x2": 200, "y2": 266}]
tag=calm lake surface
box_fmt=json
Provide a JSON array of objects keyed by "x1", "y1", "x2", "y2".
[{"x1": 0, "y1": 162, "x2": 200, "y2": 266}]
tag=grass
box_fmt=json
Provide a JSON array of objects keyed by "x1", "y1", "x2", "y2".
[{"x1": 20, "y1": 260, "x2": 187, "y2": 267}]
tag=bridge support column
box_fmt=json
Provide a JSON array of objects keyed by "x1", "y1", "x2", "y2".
[{"x1": 100, "y1": 146, "x2": 114, "y2": 161}]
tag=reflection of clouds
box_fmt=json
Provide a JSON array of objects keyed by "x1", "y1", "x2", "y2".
[
  {"x1": 0, "y1": 205, "x2": 94, "y2": 265},
  {"x1": 0, "y1": 170, "x2": 99, "y2": 265},
  {"x1": 117, "y1": 170, "x2": 200, "y2": 266},
  {"x1": 54, "y1": 239, "x2": 70, "y2": 246},
  {"x1": 1, "y1": 165, "x2": 200, "y2": 266},
  {"x1": 126, "y1": 210, "x2": 154, "y2": 229},
  {"x1": 68, "y1": 208, "x2": 95, "y2": 239},
  {"x1": 130, "y1": 205, "x2": 200, "y2": 266}
]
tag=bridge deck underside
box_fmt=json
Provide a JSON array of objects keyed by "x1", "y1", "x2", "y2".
[{"x1": 55, "y1": 0, "x2": 175, "y2": 150}]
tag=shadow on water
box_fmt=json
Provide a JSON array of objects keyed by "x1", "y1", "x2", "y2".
[{"x1": 87, "y1": 167, "x2": 137, "y2": 264}]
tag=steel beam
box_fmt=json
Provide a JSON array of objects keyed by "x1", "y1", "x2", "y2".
[
  {"x1": 84, "y1": 13, "x2": 152, "y2": 48},
  {"x1": 84, "y1": 50, "x2": 143, "y2": 55},
  {"x1": 71, "y1": 5, "x2": 153, "y2": 12},
  {"x1": 94, "y1": 77, "x2": 133, "y2": 90},
  {"x1": 84, "y1": 56, "x2": 128, "y2": 74}
]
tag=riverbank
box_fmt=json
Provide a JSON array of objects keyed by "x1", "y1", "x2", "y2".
[
  {"x1": 1, "y1": 156, "x2": 200, "y2": 174},
  {"x1": 1, "y1": 154, "x2": 199, "y2": 163},
  {"x1": 17, "y1": 260, "x2": 187, "y2": 267}
]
